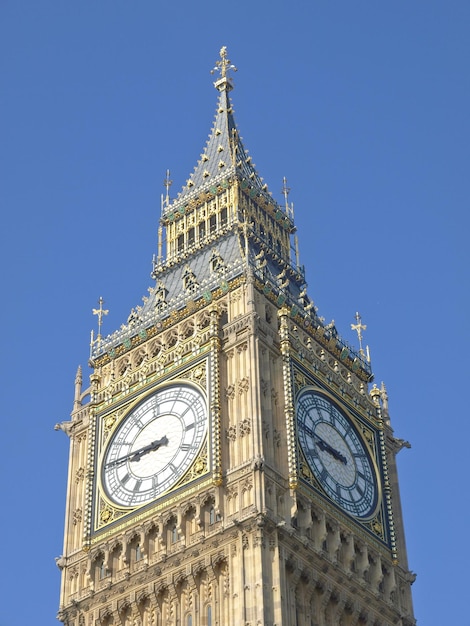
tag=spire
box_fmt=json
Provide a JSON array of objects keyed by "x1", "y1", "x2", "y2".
[{"x1": 164, "y1": 46, "x2": 268, "y2": 212}]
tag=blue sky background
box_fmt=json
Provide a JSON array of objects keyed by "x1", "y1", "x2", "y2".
[{"x1": 1, "y1": 2, "x2": 469, "y2": 624}]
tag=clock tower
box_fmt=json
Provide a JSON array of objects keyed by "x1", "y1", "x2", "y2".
[{"x1": 57, "y1": 47, "x2": 416, "y2": 626}]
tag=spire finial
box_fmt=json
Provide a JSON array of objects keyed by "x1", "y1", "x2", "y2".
[
  {"x1": 91, "y1": 296, "x2": 109, "y2": 353},
  {"x1": 211, "y1": 46, "x2": 237, "y2": 90},
  {"x1": 163, "y1": 169, "x2": 172, "y2": 207},
  {"x1": 282, "y1": 176, "x2": 291, "y2": 211},
  {"x1": 351, "y1": 311, "x2": 368, "y2": 358}
]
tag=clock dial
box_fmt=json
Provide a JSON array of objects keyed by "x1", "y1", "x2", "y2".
[
  {"x1": 296, "y1": 388, "x2": 379, "y2": 519},
  {"x1": 102, "y1": 384, "x2": 207, "y2": 507}
]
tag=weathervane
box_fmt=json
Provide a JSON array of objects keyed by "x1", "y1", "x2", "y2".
[
  {"x1": 90, "y1": 296, "x2": 109, "y2": 353},
  {"x1": 211, "y1": 46, "x2": 237, "y2": 85},
  {"x1": 351, "y1": 311, "x2": 369, "y2": 360}
]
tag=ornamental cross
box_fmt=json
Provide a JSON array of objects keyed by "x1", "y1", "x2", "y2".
[
  {"x1": 92, "y1": 296, "x2": 109, "y2": 344},
  {"x1": 211, "y1": 46, "x2": 237, "y2": 79},
  {"x1": 351, "y1": 311, "x2": 367, "y2": 356}
]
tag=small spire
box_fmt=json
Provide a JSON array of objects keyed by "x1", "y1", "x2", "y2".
[
  {"x1": 294, "y1": 233, "x2": 300, "y2": 268},
  {"x1": 211, "y1": 46, "x2": 237, "y2": 91},
  {"x1": 91, "y1": 296, "x2": 109, "y2": 352},
  {"x1": 75, "y1": 365, "x2": 82, "y2": 386},
  {"x1": 281, "y1": 176, "x2": 291, "y2": 212},
  {"x1": 380, "y1": 382, "x2": 389, "y2": 412},
  {"x1": 351, "y1": 311, "x2": 367, "y2": 358},
  {"x1": 230, "y1": 128, "x2": 239, "y2": 165},
  {"x1": 74, "y1": 365, "x2": 82, "y2": 410},
  {"x1": 163, "y1": 169, "x2": 172, "y2": 207}
]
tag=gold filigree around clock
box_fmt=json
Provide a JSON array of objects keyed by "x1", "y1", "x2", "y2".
[
  {"x1": 294, "y1": 370, "x2": 306, "y2": 393},
  {"x1": 179, "y1": 362, "x2": 207, "y2": 390},
  {"x1": 95, "y1": 442, "x2": 210, "y2": 530}
]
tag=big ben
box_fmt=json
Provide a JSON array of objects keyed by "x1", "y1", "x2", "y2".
[{"x1": 57, "y1": 47, "x2": 416, "y2": 626}]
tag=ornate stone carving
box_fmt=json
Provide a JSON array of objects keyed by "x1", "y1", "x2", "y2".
[
  {"x1": 238, "y1": 376, "x2": 249, "y2": 394},
  {"x1": 225, "y1": 384, "x2": 236, "y2": 400},
  {"x1": 226, "y1": 425, "x2": 237, "y2": 441},
  {"x1": 73, "y1": 508, "x2": 82, "y2": 526},
  {"x1": 239, "y1": 418, "x2": 251, "y2": 436}
]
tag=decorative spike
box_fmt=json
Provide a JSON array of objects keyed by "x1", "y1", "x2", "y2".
[
  {"x1": 210, "y1": 46, "x2": 237, "y2": 81},
  {"x1": 163, "y1": 169, "x2": 172, "y2": 206},
  {"x1": 282, "y1": 176, "x2": 291, "y2": 212},
  {"x1": 91, "y1": 297, "x2": 109, "y2": 350},
  {"x1": 73, "y1": 365, "x2": 82, "y2": 410},
  {"x1": 351, "y1": 312, "x2": 367, "y2": 358}
]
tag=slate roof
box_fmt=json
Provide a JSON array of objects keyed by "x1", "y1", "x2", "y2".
[{"x1": 164, "y1": 73, "x2": 270, "y2": 215}]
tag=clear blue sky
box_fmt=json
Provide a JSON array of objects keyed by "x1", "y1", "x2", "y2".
[{"x1": 1, "y1": 2, "x2": 469, "y2": 624}]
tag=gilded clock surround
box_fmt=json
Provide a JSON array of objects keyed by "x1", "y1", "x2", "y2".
[
  {"x1": 57, "y1": 47, "x2": 415, "y2": 626},
  {"x1": 94, "y1": 366, "x2": 211, "y2": 532},
  {"x1": 294, "y1": 382, "x2": 386, "y2": 539}
]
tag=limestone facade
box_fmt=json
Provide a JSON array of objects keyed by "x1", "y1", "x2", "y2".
[{"x1": 57, "y1": 48, "x2": 415, "y2": 626}]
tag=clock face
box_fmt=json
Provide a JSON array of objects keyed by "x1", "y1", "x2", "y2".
[
  {"x1": 102, "y1": 384, "x2": 207, "y2": 507},
  {"x1": 296, "y1": 388, "x2": 379, "y2": 519}
]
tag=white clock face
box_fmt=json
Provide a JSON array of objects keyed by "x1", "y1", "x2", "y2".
[
  {"x1": 296, "y1": 388, "x2": 379, "y2": 519},
  {"x1": 102, "y1": 384, "x2": 207, "y2": 507}
]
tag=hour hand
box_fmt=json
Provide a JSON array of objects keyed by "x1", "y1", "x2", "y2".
[
  {"x1": 315, "y1": 435, "x2": 347, "y2": 465},
  {"x1": 106, "y1": 436, "x2": 168, "y2": 468},
  {"x1": 129, "y1": 436, "x2": 169, "y2": 462}
]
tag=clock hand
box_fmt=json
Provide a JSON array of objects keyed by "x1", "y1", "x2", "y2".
[
  {"x1": 106, "y1": 436, "x2": 169, "y2": 468},
  {"x1": 300, "y1": 423, "x2": 347, "y2": 465},
  {"x1": 314, "y1": 435, "x2": 347, "y2": 465},
  {"x1": 129, "y1": 435, "x2": 169, "y2": 462}
]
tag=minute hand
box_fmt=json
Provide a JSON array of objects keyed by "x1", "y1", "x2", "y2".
[{"x1": 106, "y1": 436, "x2": 169, "y2": 468}]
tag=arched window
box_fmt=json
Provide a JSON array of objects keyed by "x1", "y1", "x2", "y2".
[
  {"x1": 111, "y1": 543, "x2": 122, "y2": 573},
  {"x1": 187, "y1": 616, "x2": 192, "y2": 626},
  {"x1": 188, "y1": 227, "x2": 195, "y2": 246},
  {"x1": 207, "y1": 605, "x2": 212, "y2": 626},
  {"x1": 199, "y1": 221, "x2": 206, "y2": 240},
  {"x1": 220, "y1": 207, "x2": 227, "y2": 226},
  {"x1": 209, "y1": 215, "x2": 217, "y2": 233}
]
